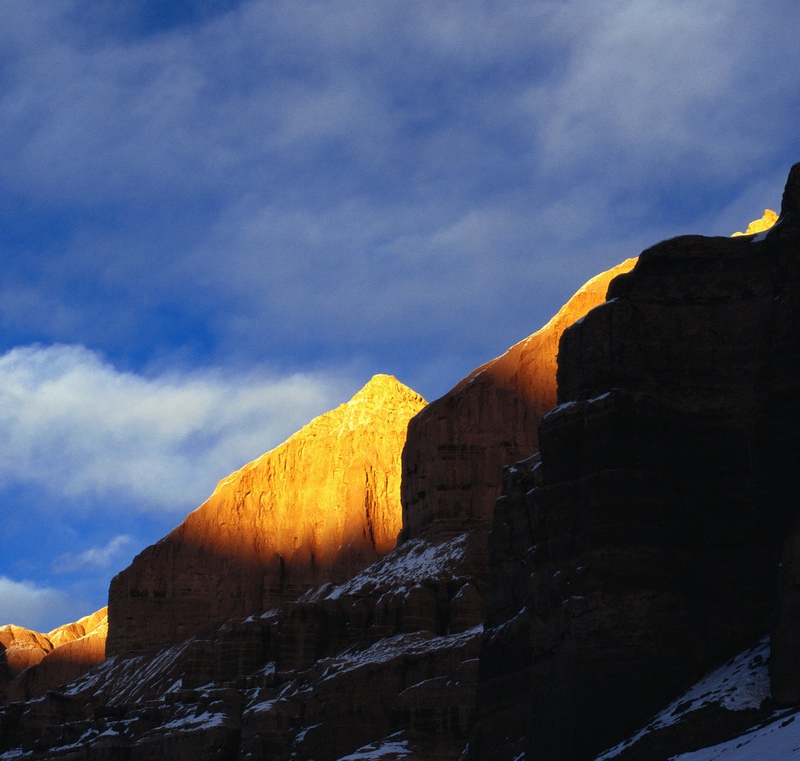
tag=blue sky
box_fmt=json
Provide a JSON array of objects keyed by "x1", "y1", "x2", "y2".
[{"x1": 2, "y1": 0, "x2": 799, "y2": 632}]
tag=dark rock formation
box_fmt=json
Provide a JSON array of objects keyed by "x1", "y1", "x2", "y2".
[
  {"x1": 401, "y1": 258, "x2": 637, "y2": 544},
  {"x1": 0, "y1": 535, "x2": 484, "y2": 760},
  {"x1": 0, "y1": 252, "x2": 637, "y2": 758},
  {"x1": 6, "y1": 166, "x2": 799, "y2": 761},
  {"x1": 471, "y1": 164, "x2": 800, "y2": 760}
]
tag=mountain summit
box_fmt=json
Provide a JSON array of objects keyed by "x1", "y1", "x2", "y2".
[{"x1": 106, "y1": 374, "x2": 426, "y2": 657}]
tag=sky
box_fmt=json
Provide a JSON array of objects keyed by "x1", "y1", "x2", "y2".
[{"x1": 1, "y1": 0, "x2": 800, "y2": 632}]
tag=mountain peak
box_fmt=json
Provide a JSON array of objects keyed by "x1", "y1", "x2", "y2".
[
  {"x1": 107, "y1": 374, "x2": 427, "y2": 657},
  {"x1": 732, "y1": 209, "x2": 778, "y2": 236},
  {"x1": 352, "y1": 373, "x2": 423, "y2": 404}
]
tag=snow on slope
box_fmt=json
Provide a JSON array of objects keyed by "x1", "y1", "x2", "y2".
[
  {"x1": 299, "y1": 533, "x2": 469, "y2": 603},
  {"x1": 596, "y1": 636, "x2": 800, "y2": 760},
  {"x1": 336, "y1": 731, "x2": 411, "y2": 759},
  {"x1": 670, "y1": 711, "x2": 800, "y2": 760}
]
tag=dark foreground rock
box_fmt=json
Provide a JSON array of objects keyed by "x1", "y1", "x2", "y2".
[
  {"x1": 0, "y1": 535, "x2": 483, "y2": 760},
  {"x1": 471, "y1": 164, "x2": 800, "y2": 760}
]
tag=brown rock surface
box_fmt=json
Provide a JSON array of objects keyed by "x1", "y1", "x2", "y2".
[
  {"x1": 401, "y1": 257, "x2": 637, "y2": 543},
  {"x1": 1, "y1": 608, "x2": 108, "y2": 704},
  {"x1": 0, "y1": 533, "x2": 483, "y2": 760},
  {"x1": 9, "y1": 613, "x2": 108, "y2": 703},
  {"x1": 471, "y1": 165, "x2": 800, "y2": 760},
  {"x1": 107, "y1": 374, "x2": 427, "y2": 657},
  {"x1": 47, "y1": 608, "x2": 108, "y2": 649},
  {"x1": 0, "y1": 626, "x2": 53, "y2": 678},
  {"x1": 8, "y1": 184, "x2": 794, "y2": 760}
]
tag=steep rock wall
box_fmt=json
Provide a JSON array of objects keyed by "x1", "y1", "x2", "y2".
[
  {"x1": 471, "y1": 166, "x2": 800, "y2": 761},
  {"x1": 0, "y1": 534, "x2": 484, "y2": 761},
  {"x1": 401, "y1": 258, "x2": 637, "y2": 543},
  {"x1": 107, "y1": 374, "x2": 426, "y2": 657}
]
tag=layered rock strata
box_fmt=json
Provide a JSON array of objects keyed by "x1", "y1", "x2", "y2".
[
  {"x1": 471, "y1": 165, "x2": 800, "y2": 760},
  {"x1": 0, "y1": 534, "x2": 484, "y2": 760},
  {"x1": 107, "y1": 374, "x2": 426, "y2": 658},
  {"x1": 401, "y1": 257, "x2": 637, "y2": 543}
]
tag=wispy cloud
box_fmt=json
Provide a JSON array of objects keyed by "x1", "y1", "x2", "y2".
[
  {"x1": 0, "y1": 344, "x2": 352, "y2": 512},
  {"x1": 52, "y1": 535, "x2": 133, "y2": 575}
]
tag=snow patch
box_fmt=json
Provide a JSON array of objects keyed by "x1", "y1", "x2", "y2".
[
  {"x1": 597, "y1": 638, "x2": 771, "y2": 759},
  {"x1": 294, "y1": 723, "x2": 321, "y2": 744},
  {"x1": 336, "y1": 732, "x2": 412, "y2": 759},
  {"x1": 670, "y1": 709, "x2": 800, "y2": 760},
  {"x1": 156, "y1": 708, "x2": 226, "y2": 733},
  {"x1": 548, "y1": 401, "x2": 578, "y2": 415},
  {"x1": 301, "y1": 534, "x2": 469, "y2": 602},
  {"x1": 314, "y1": 626, "x2": 482, "y2": 684}
]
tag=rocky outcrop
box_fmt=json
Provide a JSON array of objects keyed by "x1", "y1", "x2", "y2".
[
  {"x1": 732, "y1": 208, "x2": 778, "y2": 236},
  {"x1": 0, "y1": 257, "x2": 645, "y2": 760},
  {"x1": 0, "y1": 626, "x2": 52, "y2": 680},
  {"x1": 471, "y1": 165, "x2": 800, "y2": 760},
  {"x1": 1, "y1": 609, "x2": 107, "y2": 704},
  {"x1": 596, "y1": 636, "x2": 785, "y2": 760},
  {"x1": 401, "y1": 257, "x2": 637, "y2": 543},
  {"x1": 0, "y1": 249, "x2": 642, "y2": 757},
  {"x1": 107, "y1": 374, "x2": 426, "y2": 658},
  {"x1": 0, "y1": 534, "x2": 484, "y2": 760}
]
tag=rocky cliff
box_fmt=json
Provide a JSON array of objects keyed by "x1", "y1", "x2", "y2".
[
  {"x1": 107, "y1": 374, "x2": 426, "y2": 658},
  {"x1": 0, "y1": 609, "x2": 107, "y2": 704},
  {"x1": 471, "y1": 167, "x2": 800, "y2": 760},
  {"x1": 3, "y1": 168, "x2": 798, "y2": 761},
  {"x1": 401, "y1": 257, "x2": 637, "y2": 543}
]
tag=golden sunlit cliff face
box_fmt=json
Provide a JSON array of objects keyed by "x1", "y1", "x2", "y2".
[
  {"x1": 401, "y1": 206, "x2": 782, "y2": 543},
  {"x1": 107, "y1": 374, "x2": 426, "y2": 657},
  {"x1": 732, "y1": 209, "x2": 778, "y2": 236},
  {"x1": 0, "y1": 608, "x2": 107, "y2": 704},
  {"x1": 401, "y1": 257, "x2": 639, "y2": 541}
]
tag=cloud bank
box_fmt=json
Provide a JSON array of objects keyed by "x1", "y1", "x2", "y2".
[{"x1": 0, "y1": 344, "x2": 351, "y2": 512}]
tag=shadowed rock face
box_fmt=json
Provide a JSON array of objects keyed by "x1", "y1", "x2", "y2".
[
  {"x1": 471, "y1": 165, "x2": 800, "y2": 761},
  {"x1": 107, "y1": 374, "x2": 426, "y2": 657},
  {"x1": 401, "y1": 258, "x2": 637, "y2": 544},
  {"x1": 0, "y1": 258, "x2": 645, "y2": 758},
  {"x1": 1, "y1": 535, "x2": 486, "y2": 761}
]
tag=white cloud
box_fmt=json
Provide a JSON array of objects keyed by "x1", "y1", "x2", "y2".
[
  {"x1": 0, "y1": 344, "x2": 352, "y2": 512},
  {"x1": 52, "y1": 535, "x2": 133, "y2": 575},
  {"x1": 0, "y1": 576, "x2": 77, "y2": 632}
]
